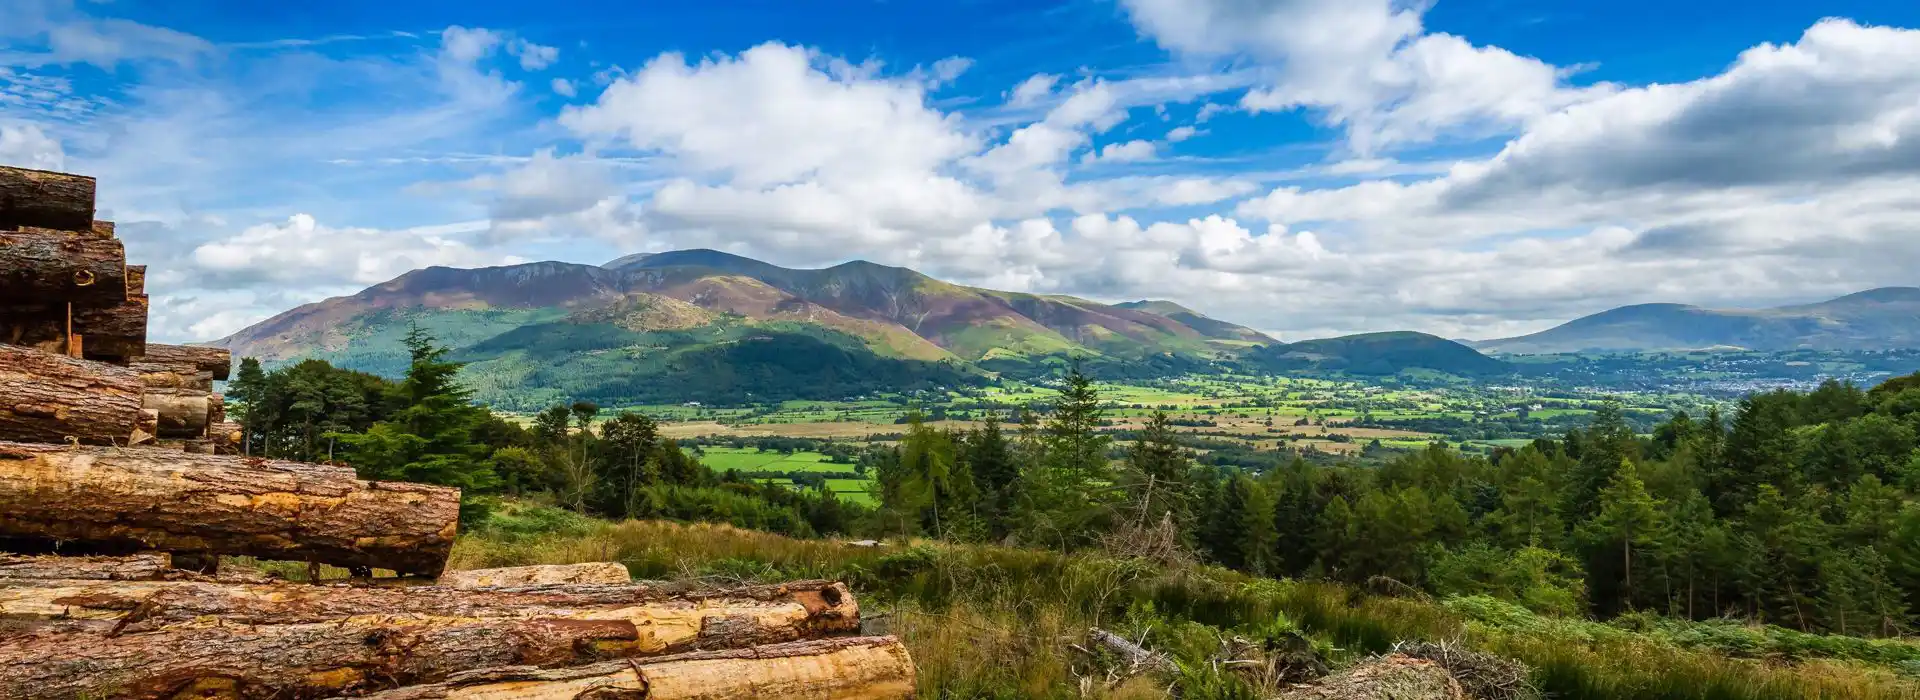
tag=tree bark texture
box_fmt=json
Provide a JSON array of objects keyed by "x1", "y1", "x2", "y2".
[
  {"x1": 130, "y1": 364, "x2": 215, "y2": 392},
  {"x1": 74, "y1": 293, "x2": 148, "y2": 360},
  {"x1": 145, "y1": 388, "x2": 211, "y2": 438},
  {"x1": 125, "y1": 263, "x2": 143, "y2": 293},
  {"x1": 0, "y1": 581, "x2": 870, "y2": 699},
  {"x1": 0, "y1": 615, "x2": 650, "y2": 699},
  {"x1": 440, "y1": 563, "x2": 632, "y2": 589},
  {"x1": 330, "y1": 636, "x2": 915, "y2": 700},
  {"x1": 0, "y1": 229, "x2": 124, "y2": 306},
  {"x1": 0, "y1": 552, "x2": 174, "y2": 581},
  {"x1": 0, "y1": 441, "x2": 460, "y2": 575},
  {"x1": 0, "y1": 344, "x2": 143, "y2": 444},
  {"x1": 0, "y1": 165, "x2": 95, "y2": 233},
  {"x1": 0, "y1": 579, "x2": 859, "y2": 646},
  {"x1": 137, "y1": 343, "x2": 232, "y2": 381}
]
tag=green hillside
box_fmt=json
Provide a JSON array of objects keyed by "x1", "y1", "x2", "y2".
[
  {"x1": 1250, "y1": 331, "x2": 1510, "y2": 376},
  {"x1": 211, "y1": 251, "x2": 1281, "y2": 405}
]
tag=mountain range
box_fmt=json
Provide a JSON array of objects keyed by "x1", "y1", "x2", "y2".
[
  {"x1": 1474, "y1": 288, "x2": 1920, "y2": 354},
  {"x1": 218, "y1": 250, "x2": 1435, "y2": 408}
]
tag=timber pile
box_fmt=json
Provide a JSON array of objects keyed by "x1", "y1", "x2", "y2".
[{"x1": 0, "y1": 166, "x2": 916, "y2": 698}]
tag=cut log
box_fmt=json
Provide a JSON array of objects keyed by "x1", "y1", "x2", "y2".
[
  {"x1": 441, "y1": 562, "x2": 632, "y2": 588},
  {"x1": 0, "y1": 579, "x2": 860, "y2": 647},
  {"x1": 130, "y1": 364, "x2": 215, "y2": 391},
  {"x1": 0, "y1": 344, "x2": 144, "y2": 444},
  {"x1": 0, "y1": 441, "x2": 460, "y2": 575},
  {"x1": 93, "y1": 220, "x2": 116, "y2": 239},
  {"x1": 0, "y1": 165, "x2": 95, "y2": 233},
  {"x1": 138, "y1": 343, "x2": 232, "y2": 381},
  {"x1": 126, "y1": 263, "x2": 144, "y2": 293},
  {"x1": 75, "y1": 293, "x2": 148, "y2": 360},
  {"x1": 336, "y1": 636, "x2": 916, "y2": 700},
  {"x1": 144, "y1": 388, "x2": 210, "y2": 438},
  {"x1": 0, "y1": 311, "x2": 68, "y2": 352},
  {"x1": 210, "y1": 393, "x2": 226, "y2": 423},
  {"x1": 0, "y1": 553, "x2": 174, "y2": 581},
  {"x1": 0, "y1": 615, "x2": 650, "y2": 699},
  {"x1": 208, "y1": 420, "x2": 242, "y2": 452},
  {"x1": 0, "y1": 229, "x2": 125, "y2": 305}
]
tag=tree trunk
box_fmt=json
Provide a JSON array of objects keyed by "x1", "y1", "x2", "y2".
[
  {"x1": 0, "y1": 579, "x2": 859, "y2": 643},
  {"x1": 74, "y1": 293, "x2": 148, "y2": 361},
  {"x1": 0, "y1": 441, "x2": 460, "y2": 575},
  {"x1": 145, "y1": 388, "x2": 211, "y2": 438},
  {"x1": 328, "y1": 636, "x2": 915, "y2": 700},
  {"x1": 0, "y1": 344, "x2": 144, "y2": 444},
  {"x1": 137, "y1": 343, "x2": 232, "y2": 381},
  {"x1": 0, "y1": 553, "x2": 174, "y2": 581},
  {"x1": 0, "y1": 615, "x2": 650, "y2": 699},
  {"x1": 0, "y1": 165, "x2": 95, "y2": 233},
  {"x1": 0, "y1": 230, "x2": 125, "y2": 306},
  {"x1": 130, "y1": 364, "x2": 215, "y2": 392},
  {"x1": 440, "y1": 563, "x2": 632, "y2": 589}
]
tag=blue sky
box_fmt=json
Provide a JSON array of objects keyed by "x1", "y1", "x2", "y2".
[{"x1": 5, "y1": 0, "x2": 1920, "y2": 343}]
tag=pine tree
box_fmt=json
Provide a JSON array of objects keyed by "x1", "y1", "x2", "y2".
[
  {"x1": 1568, "y1": 403, "x2": 1637, "y2": 519},
  {"x1": 965, "y1": 419, "x2": 1021, "y2": 541},
  {"x1": 1578, "y1": 460, "x2": 1668, "y2": 614},
  {"x1": 1122, "y1": 411, "x2": 1196, "y2": 536},
  {"x1": 228, "y1": 357, "x2": 268, "y2": 456},
  {"x1": 339, "y1": 325, "x2": 497, "y2": 522},
  {"x1": 595, "y1": 412, "x2": 660, "y2": 519}
]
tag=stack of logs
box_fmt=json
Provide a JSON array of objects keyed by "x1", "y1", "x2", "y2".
[
  {"x1": 0, "y1": 165, "x2": 237, "y2": 453},
  {"x1": 0, "y1": 165, "x2": 914, "y2": 698}
]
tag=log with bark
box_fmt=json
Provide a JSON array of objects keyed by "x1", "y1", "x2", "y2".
[
  {"x1": 208, "y1": 420, "x2": 242, "y2": 452},
  {"x1": 0, "y1": 441, "x2": 460, "y2": 575},
  {"x1": 0, "y1": 229, "x2": 125, "y2": 305},
  {"x1": 0, "y1": 552, "x2": 174, "y2": 581},
  {"x1": 130, "y1": 363, "x2": 215, "y2": 392},
  {"x1": 125, "y1": 264, "x2": 143, "y2": 293},
  {"x1": 0, "y1": 579, "x2": 860, "y2": 646},
  {"x1": 138, "y1": 342, "x2": 232, "y2": 381},
  {"x1": 144, "y1": 388, "x2": 211, "y2": 438},
  {"x1": 0, "y1": 344, "x2": 144, "y2": 444},
  {"x1": 73, "y1": 293, "x2": 149, "y2": 360},
  {"x1": 334, "y1": 636, "x2": 916, "y2": 700},
  {"x1": 0, "y1": 165, "x2": 95, "y2": 233},
  {"x1": 210, "y1": 393, "x2": 227, "y2": 423},
  {"x1": 440, "y1": 562, "x2": 632, "y2": 588},
  {"x1": 0, "y1": 614, "x2": 651, "y2": 699},
  {"x1": 93, "y1": 219, "x2": 116, "y2": 239},
  {"x1": 0, "y1": 582, "x2": 872, "y2": 699}
]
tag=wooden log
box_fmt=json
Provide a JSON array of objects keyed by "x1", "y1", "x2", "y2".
[
  {"x1": 209, "y1": 393, "x2": 226, "y2": 423},
  {"x1": 0, "y1": 615, "x2": 649, "y2": 699},
  {"x1": 440, "y1": 562, "x2": 632, "y2": 588},
  {"x1": 0, "y1": 553, "x2": 174, "y2": 581},
  {"x1": 93, "y1": 220, "x2": 116, "y2": 239},
  {"x1": 0, "y1": 441, "x2": 460, "y2": 575},
  {"x1": 0, "y1": 344, "x2": 144, "y2": 444},
  {"x1": 0, "y1": 579, "x2": 860, "y2": 645},
  {"x1": 0, "y1": 229, "x2": 124, "y2": 305},
  {"x1": 132, "y1": 408, "x2": 159, "y2": 446},
  {"x1": 0, "y1": 165, "x2": 95, "y2": 232},
  {"x1": 144, "y1": 388, "x2": 210, "y2": 438},
  {"x1": 138, "y1": 343, "x2": 232, "y2": 381},
  {"x1": 126, "y1": 263, "x2": 144, "y2": 293},
  {"x1": 75, "y1": 293, "x2": 148, "y2": 361},
  {"x1": 208, "y1": 420, "x2": 242, "y2": 452},
  {"x1": 130, "y1": 364, "x2": 215, "y2": 392},
  {"x1": 335, "y1": 636, "x2": 916, "y2": 700}
]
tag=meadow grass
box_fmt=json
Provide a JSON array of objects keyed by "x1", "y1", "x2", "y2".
[{"x1": 449, "y1": 517, "x2": 1920, "y2": 700}]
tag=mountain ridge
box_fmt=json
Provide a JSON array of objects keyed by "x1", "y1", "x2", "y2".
[{"x1": 1475, "y1": 287, "x2": 1920, "y2": 354}]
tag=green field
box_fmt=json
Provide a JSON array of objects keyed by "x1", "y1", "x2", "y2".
[{"x1": 694, "y1": 447, "x2": 856, "y2": 473}]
